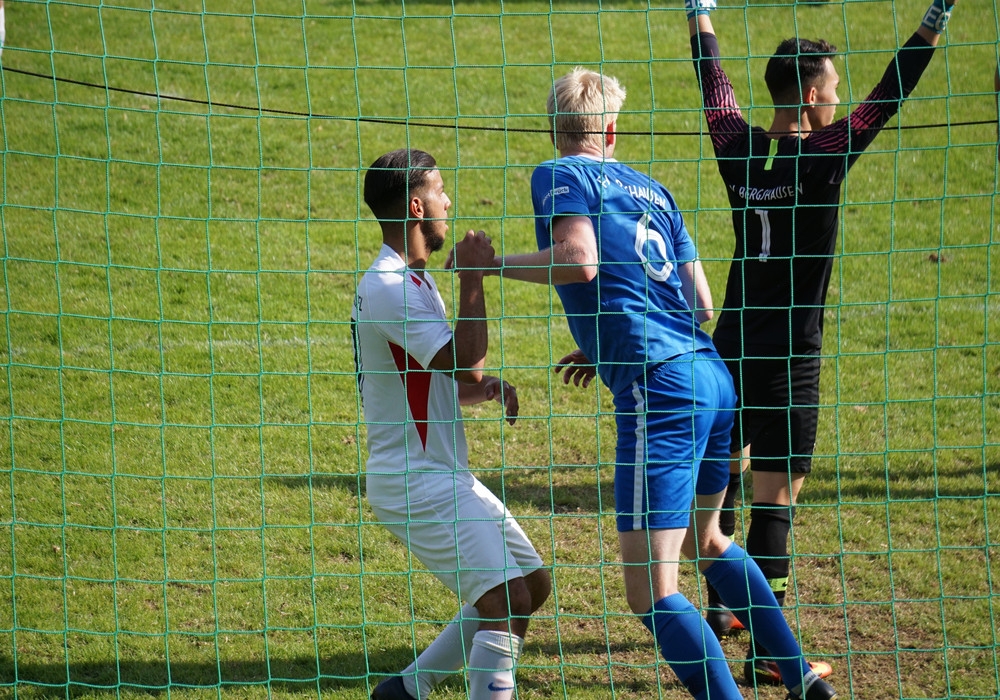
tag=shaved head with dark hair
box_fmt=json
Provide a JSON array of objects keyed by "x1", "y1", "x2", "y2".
[
  {"x1": 764, "y1": 38, "x2": 838, "y2": 107},
  {"x1": 363, "y1": 149, "x2": 438, "y2": 223}
]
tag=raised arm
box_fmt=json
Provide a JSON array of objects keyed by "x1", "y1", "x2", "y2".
[
  {"x1": 809, "y1": 0, "x2": 955, "y2": 160},
  {"x1": 685, "y1": 0, "x2": 747, "y2": 156}
]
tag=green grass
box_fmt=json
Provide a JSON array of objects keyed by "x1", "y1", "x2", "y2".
[{"x1": 1, "y1": 0, "x2": 999, "y2": 698}]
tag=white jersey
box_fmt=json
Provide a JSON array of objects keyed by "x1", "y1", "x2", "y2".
[{"x1": 352, "y1": 245, "x2": 468, "y2": 478}]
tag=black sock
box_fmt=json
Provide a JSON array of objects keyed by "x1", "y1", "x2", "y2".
[
  {"x1": 719, "y1": 472, "x2": 742, "y2": 538},
  {"x1": 746, "y1": 501, "x2": 793, "y2": 658}
]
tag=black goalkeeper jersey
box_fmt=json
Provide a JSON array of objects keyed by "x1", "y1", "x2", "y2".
[{"x1": 692, "y1": 32, "x2": 936, "y2": 357}]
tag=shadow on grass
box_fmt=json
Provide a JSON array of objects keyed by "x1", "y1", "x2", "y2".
[
  {"x1": 476, "y1": 470, "x2": 614, "y2": 515},
  {"x1": 0, "y1": 655, "x2": 367, "y2": 697},
  {"x1": 285, "y1": 468, "x2": 615, "y2": 516},
  {"x1": 263, "y1": 473, "x2": 367, "y2": 502},
  {"x1": 0, "y1": 650, "x2": 387, "y2": 698},
  {"x1": 302, "y1": 473, "x2": 366, "y2": 498},
  {"x1": 804, "y1": 458, "x2": 1000, "y2": 502},
  {"x1": 0, "y1": 637, "x2": 659, "y2": 697},
  {"x1": 288, "y1": 455, "x2": 1000, "y2": 515}
]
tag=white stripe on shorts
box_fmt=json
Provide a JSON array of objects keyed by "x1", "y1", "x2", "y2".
[{"x1": 629, "y1": 380, "x2": 646, "y2": 531}]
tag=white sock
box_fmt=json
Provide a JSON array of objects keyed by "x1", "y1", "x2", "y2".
[
  {"x1": 401, "y1": 604, "x2": 480, "y2": 699},
  {"x1": 467, "y1": 629, "x2": 524, "y2": 700}
]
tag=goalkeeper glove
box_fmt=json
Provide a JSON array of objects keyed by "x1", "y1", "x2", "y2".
[
  {"x1": 685, "y1": 0, "x2": 716, "y2": 20},
  {"x1": 922, "y1": 0, "x2": 955, "y2": 34}
]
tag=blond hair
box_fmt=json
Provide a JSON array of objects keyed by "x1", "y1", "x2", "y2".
[{"x1": 547, "y1": 67, "x2": 626, "y2": 152}]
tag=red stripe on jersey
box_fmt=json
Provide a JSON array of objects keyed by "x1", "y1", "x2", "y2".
[
  {"x1": 388, "y1": 341, "x2": 432, "y2": 450},
  {"x1": 409, "y1": 273, "x2": 423, "y2": 287}
]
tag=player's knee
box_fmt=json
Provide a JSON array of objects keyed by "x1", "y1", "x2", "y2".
[
  {"x1": 680, "y1": 530, "x2": 699, "y2": 562},
  {"x1": 505, "y1": 577, "x2": 534, "y2": 618},
  {"x1": 696, "y1": 531, "x2": 733, "y2": 562},
  {"x1": 476, "y1": 577, "x2": 534, "y2": 620},
  {"x1": 625, "y1": 588, "x2": 653, "y2": 615},
  {"x1": 526, "y1": 568, "x2": 551, "y2": 612}
]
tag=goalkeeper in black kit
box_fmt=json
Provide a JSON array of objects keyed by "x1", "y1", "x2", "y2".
[{"x1": 685, "y1": 0, "x2": 956, "y2": 690}]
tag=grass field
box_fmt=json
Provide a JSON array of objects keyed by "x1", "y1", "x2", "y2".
[{"x1": 1, "y1": 0, "x2": 998, "y2": 698}]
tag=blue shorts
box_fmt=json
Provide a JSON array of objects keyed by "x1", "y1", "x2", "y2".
[{"x1": 613, "y1": 350, "x2": 737, "y2": 532}]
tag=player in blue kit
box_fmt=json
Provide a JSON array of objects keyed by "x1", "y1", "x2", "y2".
[{"x1": 488, "y1": 67, "x2": 837, "y2": 700}]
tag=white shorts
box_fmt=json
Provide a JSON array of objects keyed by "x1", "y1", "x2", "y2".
[{"x1": 367, "y1": 469, "x2": 544, "y2": 606}]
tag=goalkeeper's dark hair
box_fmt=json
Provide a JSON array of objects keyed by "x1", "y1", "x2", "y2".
[
  {"x1": 765, "y1": 38, "x2": 838, "y2": 107},
  {"x1": 364, "y1": 149, "x2": 438, "y2": 223}
]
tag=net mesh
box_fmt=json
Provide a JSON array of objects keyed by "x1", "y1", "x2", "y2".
[{"x1": 1, "y1": 1, "x2": 998, "y2": 698}]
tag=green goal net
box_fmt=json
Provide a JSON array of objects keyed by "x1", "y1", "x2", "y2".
[{"x1": 1, "y1": 1, "x2": 998, "y2": 699}]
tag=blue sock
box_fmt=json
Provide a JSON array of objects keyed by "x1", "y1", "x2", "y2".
[
  {"x1": 703, "y1": 542, "x2": 811, "y2": 689},
  {"x1": 639, "y1": 593, "x2": 741, "y2": 700}
]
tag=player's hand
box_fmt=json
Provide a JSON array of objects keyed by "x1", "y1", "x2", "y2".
[
  {"x1": 922, "y1": 0, "x2": 955, "y2": 33},
  {"x1": 449, "y1": 230, "x2": 495, "y2": 278},
  {"x1": 483, "y1": 376, "x2": 518, "y2": 425},
  {"x1": 447, "y1": 249, "x2": 502, "y2": 276},
  {"x1": 554, "y1": 349, "x2": 597, "y2": 389},
  {"x1": 684, "y1": 0, "x2": 716, "y2": 20}
]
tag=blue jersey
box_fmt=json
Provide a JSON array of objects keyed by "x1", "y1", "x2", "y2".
[{"x1": 531, "y1": 155, "x2": 714, "y2": 396}]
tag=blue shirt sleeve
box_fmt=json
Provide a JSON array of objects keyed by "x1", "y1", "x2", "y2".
[{"x1": 532, "y1": 160, "x2": 595, "y2": 252}]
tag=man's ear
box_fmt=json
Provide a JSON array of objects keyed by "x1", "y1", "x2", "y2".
[
  {"x1": 605, "y1": 119, "x2": 617, "y2": 147},
  {"x1": 802, "y1": 83, "x2": 819, "y2": 108},
  {"x1": 409, "y1": 195, "x2": 424, "y2": 220}
]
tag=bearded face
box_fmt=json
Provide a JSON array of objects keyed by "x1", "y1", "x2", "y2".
[
  {"x1": 415, "y1": 169, "x2": 451, "y2": 254},
  {"x1": 419, "y1": 216, "x2": 447, "y2": 253}
]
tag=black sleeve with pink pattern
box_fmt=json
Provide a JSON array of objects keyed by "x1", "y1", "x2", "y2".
[
  {"x1": 808, "y1": 32, "x2": 936, "y2": 164},
  {"x1": 692, "y1": 32, "x2": 748, "y2": 156}
]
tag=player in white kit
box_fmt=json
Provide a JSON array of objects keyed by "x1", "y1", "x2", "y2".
[{"x1": 353, "y1": 149, "x2": 550, "y2": 700}]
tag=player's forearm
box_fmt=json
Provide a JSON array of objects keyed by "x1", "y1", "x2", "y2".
[
  {"x1": 875, "y1": 32, "x2": 936, "y2": 105},
  {"x1": 917, "y1": 0, "x2": 953, "y2": 46},
  {"x1": 690, "y1": 30, "x2": 744, "y2": 155},
  {"x1": 493, "y1": 248, "x2": 596, "y2": 286},
  {"x1": 451, "y1": 274, "x2": 488, "y2": 382},
  {"x1": 691, "y1": 31, "x2": 721, "y2": 72},
  {"x1": 686, "y1": 0, "x2": 716, "y2": 37},
  {"x1": 488, "y1": 251, "x2": 556, "y2": 284},
  {"x1": 916, "y1": 25, "x2": 941, "y2": 46},
  {"x1": 457, "y1": 378, "x2": 488, "y2": 405},
  {"x1": 457, "y1": 376, "x2": 498, "y2": 405},
  {"x1": 679, "y1": 260, "x2": 714, "y2": 324},
  {"x1": 688, "y1": 14, "x2": 714, "y2": 39}
]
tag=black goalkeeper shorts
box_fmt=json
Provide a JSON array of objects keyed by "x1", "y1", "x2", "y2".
[{"x1": 724, "y1": 354, "x2": 821, "y2": 475}]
